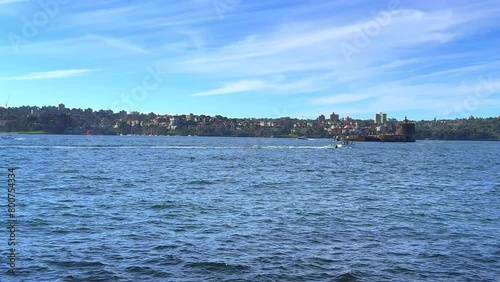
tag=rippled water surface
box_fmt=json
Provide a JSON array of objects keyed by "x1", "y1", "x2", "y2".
[{"x1": 1, "y1": 135, "x2": 499, "y2": 281}]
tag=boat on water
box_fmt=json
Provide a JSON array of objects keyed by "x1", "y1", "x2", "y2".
[
  {"x1": 1, "y1": 135, "x2": 14, "y2": 139},
  {"x1": 296, "y1": 136, "x2": 308, "y2": 140},
  {"x1": 333, "y1": 141, "x2": 354, "y2": 149}
]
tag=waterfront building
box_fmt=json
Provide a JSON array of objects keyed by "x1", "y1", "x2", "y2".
[
  {"x1": 318, "y1": 114, "x2": 325, "y2": 123},
  {"x1": 330, "y1": 112, "x2": 339, "y2": 122},
  {"x1": 58, "y1": 103, "x2": 65, "y2": 113},
  {"x1": 375, "y1": 112, "x2": 387, "y2": 125},
  {"x1": 396, "y1": 116, "x2": 416, "y2": 142}
]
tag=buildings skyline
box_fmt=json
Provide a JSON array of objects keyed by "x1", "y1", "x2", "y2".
[
  {"x1": 1, "y1": 103, "x2": 498, "y2": 140},
  {"x1": 4, "y1": 103, "x2": 407, "y2": 123}
]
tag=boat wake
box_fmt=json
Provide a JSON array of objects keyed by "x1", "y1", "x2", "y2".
[{"x1": 2, "y1": 145, "x2": 345, "y2": 150}]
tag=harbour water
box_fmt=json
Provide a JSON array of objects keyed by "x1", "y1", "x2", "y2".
[{"x1": 1, "y1": 135, "x2": 499, "y2": 281}]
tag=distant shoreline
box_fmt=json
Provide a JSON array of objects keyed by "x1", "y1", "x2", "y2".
[
  {"x1": 1, "y1": 132, "x2": 498, "y2": 141},
  {"x1": 1, "y1": 105, "x2": 498, "y2": 141},
  {"x1": 1, "y1": 131, "x2": 47, "y2": 134}
]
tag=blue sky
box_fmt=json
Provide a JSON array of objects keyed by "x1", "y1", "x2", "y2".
[{"x1": 1, "y1": 0, "x2": 499, "y2": 120}]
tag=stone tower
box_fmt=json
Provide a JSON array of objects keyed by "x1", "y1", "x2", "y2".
[{"x1": 396, "y1": 116, "x2": 416, "y2": 142}]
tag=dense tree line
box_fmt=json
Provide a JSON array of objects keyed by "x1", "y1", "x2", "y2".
[{"x1": 415, "y1": 117, "x2": 500, "y2": 141}]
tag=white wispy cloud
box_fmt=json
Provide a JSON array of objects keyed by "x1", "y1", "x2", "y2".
[
  {"x1": 310, "y1": 93, "x2": 375, "y2": 105},
  {"x1": 88, "y1": 35, "x2": 151, "y2": 55},
  {"x1": 171, "y1": 5, "x2": 492, "y2": 89},
  {"x1": 10, "y1": 35, "x2": 151, "y2": 57},
  {"x1": 192, "y1": 72, "x2": 342, "y2": 97},
  {"x1": 193, "y1": 11, "x2": 440, "y2": 58},
  {"x1": 59, "y1": 1, "x2": 214, "y2": 30},
  {"x1": 309, "y1": 77, "x2": 500, "y2": 118},
  {"x1": 0, "y1": 0, "x2": 26, "y2": 5},
  {"x1": 3, "y1": 69, "x2": 94, "y2": 81},
  {"x1": 192, "y1": 80, "x2": 268, "y2": 96}
]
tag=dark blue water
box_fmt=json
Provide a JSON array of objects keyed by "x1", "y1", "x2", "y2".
[{"x1": 1, "y1": 135, "x2": 499, "y2": 281}]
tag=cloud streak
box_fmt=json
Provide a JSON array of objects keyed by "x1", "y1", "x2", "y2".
[
  {"x1": 192, "y1": 80, "x2": 267, "y2": 96},
  {"x1": 0, "y1": 0, "x2": 26, "y2": 5},
  {"x1": 310, "y1": 93, "x2": 375, "y2": 105},
  {"x1": 3, "y1": 69, "x2": 94, "y2": 81}
]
